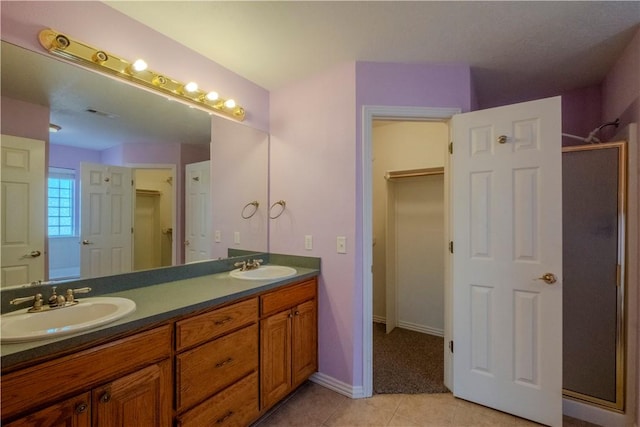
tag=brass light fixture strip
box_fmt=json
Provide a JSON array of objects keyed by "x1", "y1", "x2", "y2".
[{"x1": 38, "y1": 29, "x2": 245, "y2": 121}]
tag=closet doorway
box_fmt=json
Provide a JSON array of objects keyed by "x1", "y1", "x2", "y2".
[{"x1": 372, "y1": 119, "x2": 449, "y2": 394}]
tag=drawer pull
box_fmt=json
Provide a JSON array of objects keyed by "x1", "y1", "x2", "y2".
[
  {"x1": 215, "y1": 357, "x2": 233, "y2": 368},
  {"x1": 214, "y1": 316, "x2": 233, "y2": 325},
  {"x1": 216, "y1": 410, "x2": 234, "y2": 424},
  {"x1": 100, "y1": 391, "x2": 111, "y2": 403},
  {"x1": 294, "y1": 310, "x2": 300, "y2": 316},
  {"x1": 75, "y1": 402, "x2": 88, "y2": 414}
]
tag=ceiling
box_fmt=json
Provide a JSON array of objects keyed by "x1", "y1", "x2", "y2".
[
  {"x1": 105, "y1": 1, "x2": 640, "y2": 108},
  {"x1": 1, "y1": 41, "x2": 212, "y2": 150}
]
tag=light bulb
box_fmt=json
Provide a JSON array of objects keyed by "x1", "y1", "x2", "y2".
[
  {"x1": 132, "y1": 59, "x2": 147, "y2": 72},
  {"x1": 205, "y1": 91, "x2": 219, "y2": 101},
  {"x1": 184, "y1": 82, "x2": 198, "y2": 93},
  {"x1": 224, "y1": 99, "x2": 236, "y2": 109}
]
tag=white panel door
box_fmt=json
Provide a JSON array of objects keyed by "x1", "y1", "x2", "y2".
[
  {"x1": 1, "y1": 135, "x2": 45, "y2": 286},
  {"x1": 185, "y1": 161, "x2": 211, "y2": 263},
  {"x1": 80, "y1": 163, "x2": 133, "y2": 278},
  {"x1": 452, "y1": 97, "x2": 562, "y2": 426}
]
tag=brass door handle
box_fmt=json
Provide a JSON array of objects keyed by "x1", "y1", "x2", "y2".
[{"x1": 537, "y1": 273, "x2": 557, "y2": 285}]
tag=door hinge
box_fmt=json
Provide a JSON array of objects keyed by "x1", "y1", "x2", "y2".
[
  {"x1": 131, "y1": 227, "x2": 134, "y2": 234},
  {"x1": 449, "y1": 241, "x2": 454, "y2": 254},
  {"x1": 131, "y1": 179, "x2": 134, "y2": 186},
  {"x1": 616, "y1": 264, "x2": 621, "y2": 287},
  {"x1": 448, "y1": 142, "x2": 453, "y2": 154},
  {"x1": 449, "y1": 340, "x2": 454, "y2": 353}
]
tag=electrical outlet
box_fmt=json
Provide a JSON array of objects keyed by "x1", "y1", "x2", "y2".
[
  {"x1": 214, "y1": 230, "x2": 221, "y2": 242},
  {"x1": 234, "y1": 231, "x2": 240, "y2": 245},
  {"x1": 304, "y1": 235, "x2": 313, "y2": 250},
  {"x1": 337, "y1": 236, "x2": 347, "y2": 254}
]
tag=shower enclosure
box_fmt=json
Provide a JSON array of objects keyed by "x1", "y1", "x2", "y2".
[{"x1": 562, "y1": 141, "x2": 627, "y2": 411}]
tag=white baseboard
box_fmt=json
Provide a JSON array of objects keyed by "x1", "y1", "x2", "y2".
[
  {"x1": 563, "y1": 397, "x2": 628, "y2": 427},
  {"x1": 370, "y1": 317, "x2": 444, "y2": 337},
  {"x1": 397, "y1": 320, "x2": 444, "y2": 337},
  {"x1": 310, "y1": 372, "x2": 364, "y2": 399}
]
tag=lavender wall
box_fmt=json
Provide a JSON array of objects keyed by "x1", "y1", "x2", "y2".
[
  {"x1": 270, "y1": 62, "x2": 357, "y2": 385},
  {"x1": 0, "y1": 1, "x2": 270, "y2": 132},
  {"x1": 561, "y1": 85, "x2": 603, "y2": 146},
  {"x1": 270, "y1": 61, "x2": 472, "y2": 388},
  {"x1": 0, "y1": 97, "x2": 50, "y2": 143}
]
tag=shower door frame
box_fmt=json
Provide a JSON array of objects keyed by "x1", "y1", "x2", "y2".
[{"x1": 562, "y1": 141, "x2": 627, "y2": 412}]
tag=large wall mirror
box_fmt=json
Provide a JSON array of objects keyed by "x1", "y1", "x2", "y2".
[{"x1": 0, "y1": 41, "x2": 268, "y2": 287}]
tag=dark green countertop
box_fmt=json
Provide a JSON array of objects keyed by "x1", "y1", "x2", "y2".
[{"x1": 1, "y1": 261, "x2": 319, "y2": 371}]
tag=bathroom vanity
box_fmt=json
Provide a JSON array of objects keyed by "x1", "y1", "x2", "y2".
[{"x1": 0, "y1": 255, "x2": 319, "y2": 426}]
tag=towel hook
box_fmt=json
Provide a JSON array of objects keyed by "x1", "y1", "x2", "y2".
[
  {"x1": 241, "y1": 201, "x2": 259, "y2": 219},
  {"x1": 269, "y1": 200, "x2": 286, "y2": 219}
]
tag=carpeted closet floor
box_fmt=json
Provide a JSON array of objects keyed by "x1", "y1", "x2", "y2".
[{"x1": 373, "y1": 322, "x2": 449, "y2": 394}]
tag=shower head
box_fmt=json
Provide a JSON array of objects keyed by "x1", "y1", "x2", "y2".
[{"x1": 584, "y1": 118, "x2": 620, "y2": 144}]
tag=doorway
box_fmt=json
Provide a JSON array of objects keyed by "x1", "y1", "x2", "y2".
[
  {"x1": 362, "y1": 106, "x2": 460, "y2": 399},
  {"x1": 133, "y1": 167, "x2": 175, "y2": 270},
  {"x1": 371, "y1": 120, "x2": 448, "y2": 394}
]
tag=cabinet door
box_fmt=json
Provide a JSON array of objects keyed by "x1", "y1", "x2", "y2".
[
  {"x1": 93, "y1": 359, "x2": 171, "y2": 427},
  {"x1": 5, "y1": 392, "x2": 90, "y2": 427},
  {"x1": 260, "y1": 310, "x2": 292, "y2": 410},
  {"x1": 292, "y1": 299, "x2": 318, "y2": 387}
]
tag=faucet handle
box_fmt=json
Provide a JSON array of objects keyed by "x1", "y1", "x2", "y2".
[
  {"x1": 234, "y1": 261, "x2": 247, "y2": 271},
  {"x1": 10, "y1": 293, "x2": 39, "y2": 306},
  {"x1": 9, "y1": 293, "x2": 44, "y2": 311},
  {"x1": 66, "y1": 287, "x2": 92, "y2": 303}
]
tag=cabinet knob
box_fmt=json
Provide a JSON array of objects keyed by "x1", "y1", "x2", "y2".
[
  {"x1": 75, "y1": 402, "x2": 88, "y2": 414},
  {"x1": 215, "y1": 357, "x2": 233, "y2": 368},
  {"x1": 100, "y1": 391, "x2": 111, "y2": 403},
  {"x1": 294, "y1": 311, "x2": 300, "y2": 316},
  {"x1": 216, "y1": 410, "x2": 234, "y2": 424}
]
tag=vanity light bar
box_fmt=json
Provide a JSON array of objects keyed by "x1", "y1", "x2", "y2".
[{"x1": 38, "y1": 29, "x2": 246, "y2": 121}]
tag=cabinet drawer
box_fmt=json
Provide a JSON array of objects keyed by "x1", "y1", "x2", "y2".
[
  {"x1": 260, "y1": 279, "x2": 316, "y2": 316},
  {"x1": 176, "y1": 298, "x2": 258, "y2": 351},
  {"x1": 176, "y1": 324, "x2": 258, "y2": 412},
  {"x1": 1, "y1": 325, "x2": 172, "y2": 421},
  {"x1": 177, "y1": 372, "x2": 259, "y2": 427}
]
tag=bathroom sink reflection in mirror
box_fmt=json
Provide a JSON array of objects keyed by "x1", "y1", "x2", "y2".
[
  {"x1": 1, "y1": 297, "x2": 136, "y2": 343},
  {"x1": 229, "y1": 265, "x2": 297, "y2": 281}
]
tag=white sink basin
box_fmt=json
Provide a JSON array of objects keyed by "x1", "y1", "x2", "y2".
[
  {"x1": 229, "y1": 265, "x2": 297, "y2": 281},
  {"x1": 1, "y1": 297, "x2": 136, "y2": 343}
]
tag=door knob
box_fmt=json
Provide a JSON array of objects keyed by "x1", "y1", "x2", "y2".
[
  {"x1": 26, "y1": 250, "x2": 41, "y2": 258},
  {"x1": 537, "y1": 273, "x2": 557, "y2": 284},
  {"x1": 81, "y1": 240, "x2": 93, "y2": 245}
]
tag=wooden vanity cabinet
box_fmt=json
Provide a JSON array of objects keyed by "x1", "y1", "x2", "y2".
[
  {"x1": 260, "y1": 279, "x2": 317, "y2": 411},
  {"x1": 2, "y1": 275, "x2": 319, "y2": 427},
  {"x1": 5, "y1": 392, "x2": 91, "y2": 427},
  {"x1": 175, "y1": 298, "x2": 260, "y2": 427},
  {"x1": 1, "y1": 326, "x2": 172, "y2": 427}
]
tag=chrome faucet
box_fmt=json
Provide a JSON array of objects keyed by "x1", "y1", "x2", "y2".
[
  {"x1": 246, "y1": 259, "x2": 263, "y2": 270},
  {"x1": 233, "y1": 259, "x2": 263, "y2": 271},
  {"x1": 8, "y1": 286, "x2": 92, "y2": 313}
]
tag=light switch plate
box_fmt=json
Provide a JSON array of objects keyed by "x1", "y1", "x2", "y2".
[
  {"x1": 304, "y1": 235, "x2": 313, "y2": 250},
  {"x1": 234, "y1": 231, "x2": 240, "y2": 245},
  {"x1": 337, "y1": 236, "x2": 347, "y2": 254},
  {"x1": 214, "y1": 230, "x2": 221, "y2": 242}
]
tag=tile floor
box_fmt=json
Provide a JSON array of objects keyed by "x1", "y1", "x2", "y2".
[{"x1": 254, "y1": 382, "x2": 601, "y2": 427}]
